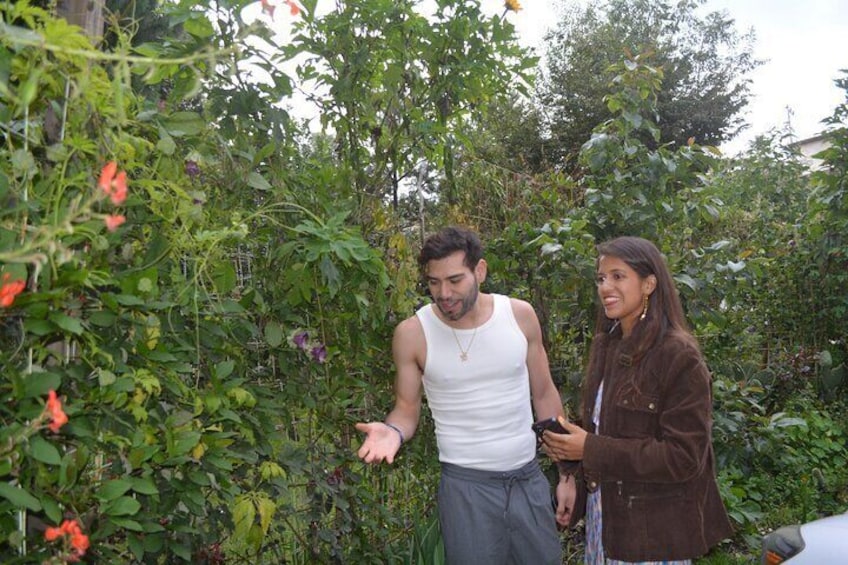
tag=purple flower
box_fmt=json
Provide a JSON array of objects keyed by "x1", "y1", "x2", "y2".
[
  {"x1": 185, "y1": 160, "x2": 201, "y2": 178},
  {"x1": 293, "y1": 331, "x2": 309, "y2": 350},
  {"x1": 310, "y1": 344, "x2": 327, "y2": 364}
]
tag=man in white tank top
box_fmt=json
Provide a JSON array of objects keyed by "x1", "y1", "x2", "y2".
[{"x1": 356, "y1": 227, "x2": 573, "y2": 564}]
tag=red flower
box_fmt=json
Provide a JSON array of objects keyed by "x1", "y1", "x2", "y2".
[
  {"x1": 70, "y1": 530, "x2": 90, "y2": 553},
  {"x1": 283, "y1": 0, "x2": 300, "y2": 16},
  {"x1": 104, "y1": 214, "x2": 126, "y2": 232},
  {"x1": 0, "y1": 273, "x2": 26, "y2": 307},
  {"x1": 44, "y1": 519, "x2": 89, "y2": 559},
  {"x1": 46, "y1": 390, "x2": 69, "y2": 433},
  {"x1": 44, "y1": 526, "x2": 63, "y2": 541},
  {"x1": 98, "y1": 161, "x2": 128, "y2": 205}
]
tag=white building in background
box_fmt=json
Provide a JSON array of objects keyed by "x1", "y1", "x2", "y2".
[{"x1": 790, "y1": 133, "x2": 830, "y2": 170}]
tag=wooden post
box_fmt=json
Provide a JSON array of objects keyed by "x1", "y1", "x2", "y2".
[{"x1": 56, "y1": 0, "x2": 106, "y2": 41}]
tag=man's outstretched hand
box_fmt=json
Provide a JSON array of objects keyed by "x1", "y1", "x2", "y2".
[{"x1": 355, "y1": 422, "x2": 402, "y2": 464}]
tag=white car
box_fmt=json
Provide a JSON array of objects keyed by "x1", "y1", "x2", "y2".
[{"x1": 761, "y1": 510, "x2": 848, "y2": 563}]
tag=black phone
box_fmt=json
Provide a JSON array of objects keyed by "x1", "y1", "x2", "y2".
[{"x1": 532, "y1": 417, "x2": 569, "y2": 440}]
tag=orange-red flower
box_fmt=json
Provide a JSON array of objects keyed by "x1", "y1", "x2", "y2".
[
  {"x1": 44, "y1": 519, "x2": 89, "y2": 559},
  {"x1": 260, "y1": 0, "x2": 299, "y2": 17},
  {"x1": 504, "y1": 0, "x2": 522, "y2": 12},
  {"x1": 0, "y1": 273, "x2": 26, "y2": 308},
  {"x1": 44, "y1": 526, "x2": 63, "y2": 541},
  {"x1": 283, "y1": 0, "x2": 300, "y2": 16},
  {"x1": 104, "y1": 214, "x2": 126, "y2": 232},
  {"x1": 70, "y1": 530, "x2": 90, "y2": 553},
  {"x1": 46, "y1": 390, "x2": 69, "y2": 433},
  {"x1": 98, "y1": 161, "x2": 128, "y2": 206}
]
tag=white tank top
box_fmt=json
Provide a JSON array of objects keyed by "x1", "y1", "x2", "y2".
[{"x1": 416, "y1": 294, "x2": 536, "y2": 471}]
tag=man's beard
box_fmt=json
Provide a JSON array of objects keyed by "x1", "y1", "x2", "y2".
[{"x1": 437, "y1": 283, "x2": 479, "y2": 322}]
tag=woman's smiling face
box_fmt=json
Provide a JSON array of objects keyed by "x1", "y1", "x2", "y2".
[{"x1": 596, "y1": 254, "x2": 655, "y2": 337}]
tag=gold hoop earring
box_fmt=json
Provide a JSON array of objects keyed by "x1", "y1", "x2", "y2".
[{"x1": 640, "y1": 294, "x2": 649, "y2": 321}]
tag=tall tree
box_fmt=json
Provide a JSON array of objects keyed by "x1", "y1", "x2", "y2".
[{"x1": 538, "y1": 0, "x2": 759, "y2": 169}]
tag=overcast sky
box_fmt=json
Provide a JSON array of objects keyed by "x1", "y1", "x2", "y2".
[{"x1": 500, "y1": 0, "x2": 848, "y2": 155}]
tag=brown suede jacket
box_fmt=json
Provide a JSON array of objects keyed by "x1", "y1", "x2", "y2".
[{"x1": 571, "y1": 330, "x2": 733, "y2": 561}]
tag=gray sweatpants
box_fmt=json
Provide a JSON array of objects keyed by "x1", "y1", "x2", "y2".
[{"x1": 438, "y1": 459, "x2": 561, "y2": 565}]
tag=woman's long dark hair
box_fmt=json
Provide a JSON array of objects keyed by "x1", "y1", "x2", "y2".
[{"x1": 587, "y1": 237, "x2": 698, "y2": 375}]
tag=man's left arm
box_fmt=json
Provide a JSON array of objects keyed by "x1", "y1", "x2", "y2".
[
  {"x1": 512, "y1": 298, "x2": 577, "y2": 509},
  {"x1": 511, "y1": 298, "x2": 563, "y2": 421}
]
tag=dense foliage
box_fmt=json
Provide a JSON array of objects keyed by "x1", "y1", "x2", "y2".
[{"x1": 0, "y1": 0, "x2": 845, "y2": 563}]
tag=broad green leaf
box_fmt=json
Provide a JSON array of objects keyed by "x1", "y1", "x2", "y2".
[
  {"x1": 111, "y1": 517, "x2": 144, "y2": 531},
  {"x1": 156, "y1": 134, "x2": 176, "y2": 155},
  {"x1": 257, "y1": 496, "x2": 276, "y2": 535},
  {"x1": 24, "y1": 372, "x2": 61, "y2": 398},
  {"x1": 0, "y1": 482, "x2": 42, "y2": 511},
  {"x1": 246, "y1": 172, "x2": 271, "y2": 191},
  {"x1": 264, "y1": 321, "x2": 283, "y2": 347},
  {"x1": 28, "y1": 435, "x2": 62, "y2": 465},
  {"x1": 89, "y1": 310, "x2": 117, "y2": 327},
  {"x1": 215, "y1": 360, "x2": 235, "y2": 380},
  {"x1": 212, "y1": 262, "x2": 236, "y2": 294},
  {"x1": 48, "y1": 312, "x2": 83, "y2": 335},
  {"x1": 23, "y1": 319, "x2": 53, "y2": 335},
  {"x1": 104, "y1": 495, "x2": 142, "y2": 517},
  {"x1": 97, "y1": 479, "x2": 133, "y2": 501},
  {"x1": 170, "y1": 431, "x2": 202, "y2": 456},
  {"x1": 41, "y1": 496, "x2": 62, "y2": 524},
  {"x1": 130, "y1": 476, "x2": 159, "y2": 496},
  {"x1": 162, "y1": 112, "x2": 205, "y2": 136},
  {"x1": 183, "y1": 15, "x2": 214, "y2": 38},
  {"x1": 232, "y1": 497, "x2": 255, "y2": 541}
]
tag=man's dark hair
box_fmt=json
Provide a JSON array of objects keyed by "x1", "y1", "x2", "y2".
[{"x1": 418, "y1": 227, "x2": 483, "y2": 272}]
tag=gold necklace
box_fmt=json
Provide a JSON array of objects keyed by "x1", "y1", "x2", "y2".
[{"x1": 451, "y1": 326, "x2": 478, "y2": 362}]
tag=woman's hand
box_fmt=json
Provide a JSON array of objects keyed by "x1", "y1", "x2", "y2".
[{"x1": 542, "y1": 419, "x2": 587, "y2": 462}]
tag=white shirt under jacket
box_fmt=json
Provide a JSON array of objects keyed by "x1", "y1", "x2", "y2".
[{"x1": 416, "y1": 294, "x2": 536, "y2": 471}]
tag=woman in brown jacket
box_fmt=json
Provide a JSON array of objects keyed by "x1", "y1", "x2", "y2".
[{"x1": 543, "y1": 236, "x2": 733, "y2": 564}]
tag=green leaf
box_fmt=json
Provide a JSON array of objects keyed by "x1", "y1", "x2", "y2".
[
  {"x1": 97, "y1": 479, "x2": 133, "y2": 501},
  {"x1": 89, "y1": 310, "x2": 117, "y2": 328},
  {"x1": 156, "y1": 133, "x2": 177, "y2": 155},
  {"x1": 674, "y1": 273, "x2": 698, "y2": 292},
  {"x1": 0, "y1": 482, "x2": 42, "y2": 511},
  {"x1": 113, "y1": 294, "x2": 146, "y2": 306},
  {"x1": 212, "y1": 261, "x2": 237, "y2": 294},
  {"x1": 246, "y1": 172, "x2": 272, "y2": 191},
  {"x1": 111, "y1": 517, "x2": 144, "y2": 531},
  {"x1": 41, "y1": 496, "x2": 62, "y2": 524},
  {"x1": 23, "y1": 319, "x2": 53, "y2": 336},
  {"x1": 28, "y1": 436, "x2": 62, "y2": 465},
  {"x1": 98, "y1": 369, "x2": 117, "y2": 387},
  {"x1": 24, "y1": 372, "x2": 61, "y2": 398},
  {"x1": 48, "y1": 312, "x2": 84, "y2": 335},
  {"x1": 170, "y1": 431, "x2": 202, "y2": 456},
  {"x1": 183, "y1": 15, "x2": 214, "y2": 38},
  {"x1": 264, "y1": 321, "x2": 283, "y2": 347},
  {"x1": 128, "y1": 534, "x2": 144, "y2": 560},
  {"x1": 215, "y1": 360, "x2": 235, "y2": 380},
  {"x1": 128, "y1": 445, "x2": 161, "y2": 467},
  {"x1": 232, "y1": 497, "x2": 255, "y2": 542},
  {"x1": 256, "y1": 496, "x2": 276, "y2": 535},
  {"x1": 162, "y1": 112, "x2": 205, "y2": 136},
  {"x1": 104, "y1": 495, "x2": 142, "y2": 517},
  {"x1": 130, "y1": 476, "x2": 159, "y2": 496}
]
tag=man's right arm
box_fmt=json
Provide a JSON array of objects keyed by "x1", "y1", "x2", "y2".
[{"x1": 355, "y1": 316, "x2": 424, "y2": 464}]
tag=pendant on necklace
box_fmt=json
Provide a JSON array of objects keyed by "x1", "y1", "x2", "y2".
[{"x1": 460, "y1": 352, "x2": 468, "y2": 362}]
